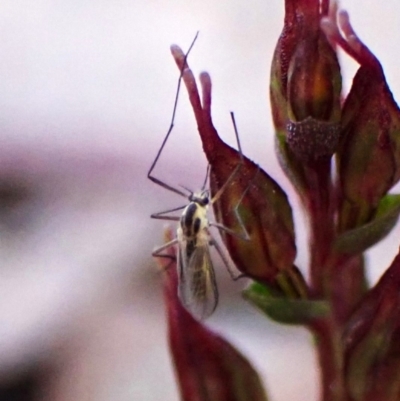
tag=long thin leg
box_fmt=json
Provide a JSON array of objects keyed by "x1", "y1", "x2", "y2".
[
  {"x1": 210, "y1": 166, "x2": 260, "y2": 241},
  {"x1": 209, "y1": 221, "x2": 250, "y2": 241},
  {"x1": 152, "y1": 237, "x2": 179, "y2": 262},
  {"x1": 147, "y1": 32, "x2": 199, "y2": 198},
  {"x1": 209, "y1": 235, "x2": 245, "y2": 281},
  {"x1": 206, "y1": 169, "x2": 261, "y2": 282},
  {"x1": 151, "y1": 204, "x2": 186, "y2": 221},
  {"x1": 232, "y1": 166, "x2": 260, "y2": 238},
  {"x1": 207, "y1": 169, "x2": 260, "y2": 284}
]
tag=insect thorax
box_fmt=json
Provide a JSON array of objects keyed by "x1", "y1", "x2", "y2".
[{"x1": 180, "y1": 200, "x2": 208, "y2": 240}]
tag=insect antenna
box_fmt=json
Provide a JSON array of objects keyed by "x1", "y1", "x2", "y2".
[
  {"x1": 229, "y1": 111, "x2": 244, "y2": 157},
  {"x1": 178, "y1": 184, "x2": 194, "y2": 196},
  {"x1": 210, "y1": 111, "x2": 244, "y2": 204},
  {"x1": 147, "y1": 31, "x2": 199, "y2": 198},
  {"x1": 209, "y1": 111, "x2": 252, "y2": 241},
  {"x1": 201, "y1": 164, "x2": 211, "y2": 191}
]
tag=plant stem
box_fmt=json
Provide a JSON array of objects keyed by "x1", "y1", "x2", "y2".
[
  {"x1": 312, "y1": 319, "x2": 349, "y2": 401},
  {"x1": 304, "y1": 161, "x2": 351, "y2": 401}
]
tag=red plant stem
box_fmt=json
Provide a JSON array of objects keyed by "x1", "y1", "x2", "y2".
[
  {"x1": 306, "y1": 160, "x2": 334, "y2": 297},
  {"x1": 305, "y1": 160, "x2": 351, "y2": 401},
  {"x1": 312, "y1": 319, "x2": 349, "y2": 401}
]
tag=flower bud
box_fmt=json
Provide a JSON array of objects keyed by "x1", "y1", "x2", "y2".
[
  {"x1": 171, "y1": 45, "x2": 307, "y2": 297},
  {"x1": 287, "y1": 37, "x2": 339, "y2": 123},
  {"x1": 322, "y1": 11, "x2": 400, "y2": 232},
  {"x1": 270, "y1": 0, "x2": 341, "y2": 165}
]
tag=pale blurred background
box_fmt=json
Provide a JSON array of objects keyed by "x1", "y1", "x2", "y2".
[{"x1": 0, "y1": 1, "x2": 400, "y2": 400}]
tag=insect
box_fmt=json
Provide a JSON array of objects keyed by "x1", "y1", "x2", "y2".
[{"x1": 148, "y1": 34, "x2": 249, "y2": 320}]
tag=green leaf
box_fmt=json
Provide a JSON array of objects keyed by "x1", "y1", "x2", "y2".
[
  {"x1": 243, "y1": 281, "x2": 330, "y2": 325},
  {"x1": 334, "y1": 194, "x2": 400, "y2": 254}
]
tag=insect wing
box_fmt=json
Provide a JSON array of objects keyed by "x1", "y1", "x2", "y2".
[{"x1": 178, "y1": 240, "x2": 218, "y2": 320}]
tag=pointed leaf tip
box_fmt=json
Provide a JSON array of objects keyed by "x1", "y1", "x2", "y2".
[{"x1": 334, "y1": 194, "x2": 400, "y2": 254}]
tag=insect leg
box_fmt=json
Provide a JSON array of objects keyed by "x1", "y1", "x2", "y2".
[
  {"x1": 209, "y1": 234, "x2": 245, "y2": 281},
  {"x1": 232, "y1": 166, "x2": 260, "y2": 237},
  {"x1": 208, "y1": 112, "x2": 257, "y2": 262},
  {"x1": 147, "y1": 32, "x2": 199, "y2": 199},
  {"x1": 210, "y1": 165, "x2": 260, "y2": 240},
  {"x1": 151, "y1": 204, "x2": 186, "y2": 221},
  {"x1": 152, "y1": 237, "x2": 179, "y2": 263},
  {"x1": 209, "y1": 221, "x2": 250, "y2": 241}
]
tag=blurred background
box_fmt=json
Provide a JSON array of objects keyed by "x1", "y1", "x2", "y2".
[{"x1": 0, "y1": 1, "x2": 400, "y2": 400}]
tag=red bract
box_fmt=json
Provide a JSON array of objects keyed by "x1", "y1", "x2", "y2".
[
  {"x1": 158, "y1": 229, "x2": 268, "y2": 401},
  {"x1": 343, "y1": 250, "x2": 400, "y2": 401},
  {"x1": 322, "y1": 11, "x2": 400, "y2": 232}
]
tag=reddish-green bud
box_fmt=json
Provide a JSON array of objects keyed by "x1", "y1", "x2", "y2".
[
  {"x1": 171, "y1": 45, "x2": 307, "y2": 297},
  {"x1": 322, "y1": 11, "x2": 400, "y2": 231},
  {"x1": 287, "y1": 36, "x2": 339, "y2": 123},
  {"x1": 342, "y1": 249, "x2": 400, "y2": 401},
  {"x1": 270, "y1": 0, "x2": 341, "y2": 164},
  {"x1": 158, "y1": 230, "x2": 269, "y2": 401}
]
